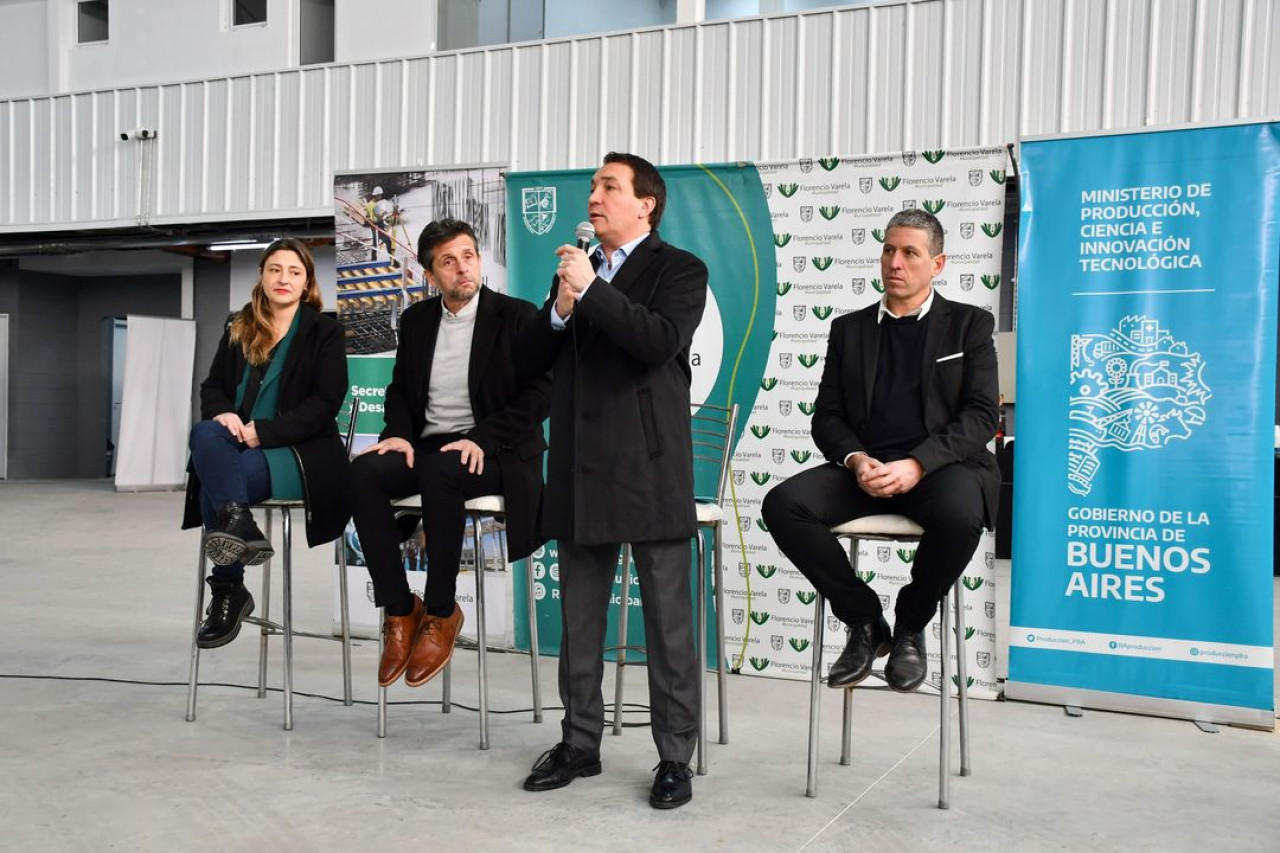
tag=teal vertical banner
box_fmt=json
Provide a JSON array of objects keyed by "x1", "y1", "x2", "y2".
[
  {"x1": 506, "y1": 163, "x2": 778, "y2": 660},
  {"x1": 1009, "y1": 123, "x2": 1279, "y2": 725}
]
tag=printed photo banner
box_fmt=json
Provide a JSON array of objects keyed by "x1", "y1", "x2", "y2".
[
  {"x1": 331, "y1": 165, "x2": 511, "y2": 638},
  {"x1": 724, "y1": 148, "x2": 1008, "y2": 697},
  {"x1": 1008, "y1": 123, "x2": 1279, "y2": 727}
]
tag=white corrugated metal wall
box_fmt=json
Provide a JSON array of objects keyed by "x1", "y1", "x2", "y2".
[{"x1": 1, "y1": 0, "x2": 1277, "y2": 234}]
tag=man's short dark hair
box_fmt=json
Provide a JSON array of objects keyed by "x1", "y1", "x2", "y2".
[
  {"x1": 886, "y1": 209, "x2": 945, "y2": 256},
  {"x1": 603, "y1": 151, "x2": 666, "y2": 230},
  {"x1": 417, "y1": 218, "x2": 478, "y2": 271}
]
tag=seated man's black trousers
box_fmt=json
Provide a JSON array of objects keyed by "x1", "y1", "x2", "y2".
[
  {"x1": 350, "y1": 433, "x2": 503, "y2": 617},
  {"x1": 761, "y1": 461, "x2": 986, "y2": 632}
]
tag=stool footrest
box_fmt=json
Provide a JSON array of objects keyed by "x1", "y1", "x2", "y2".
[{"x1": 242, "y1": 617, "x2": 347, "y2": 645}]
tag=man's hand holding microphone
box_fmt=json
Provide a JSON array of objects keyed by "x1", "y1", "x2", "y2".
[{"x1": 554, "y1": 221, "x2": 596, "y2": 319}]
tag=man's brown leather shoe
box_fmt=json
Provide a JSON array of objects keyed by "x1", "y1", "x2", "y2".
[
  {"x1": 404, "y1": 604, "x2": 464, "y2": 687},
  {"x1": 378, "y1": 595, "x2": 424, "y2": 687}
]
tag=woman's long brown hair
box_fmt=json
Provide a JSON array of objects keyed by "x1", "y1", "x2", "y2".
[{"x1": 229, "y1": 237, "x2": 323, "y2": 365}]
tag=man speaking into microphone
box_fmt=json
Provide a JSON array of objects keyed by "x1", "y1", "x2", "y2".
[{"x1": 515, "y1": 152, "x2": 708, "y2": 809}]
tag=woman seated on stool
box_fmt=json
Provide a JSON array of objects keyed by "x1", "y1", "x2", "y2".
[{"x1": 182, "y1": 237, "x2": 351, "y2": 649}]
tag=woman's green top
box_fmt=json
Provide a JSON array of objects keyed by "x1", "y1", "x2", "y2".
[{"x1": 233, "y1": 309, "x2": 304, "y2": 501}]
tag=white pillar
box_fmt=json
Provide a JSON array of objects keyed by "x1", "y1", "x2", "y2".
[
  {"x1": 180, "y1": 257, "x2": 194, "y2": 319},
  {"x1": 676, "y1": 0, "x2": 706, "y2": 25}
]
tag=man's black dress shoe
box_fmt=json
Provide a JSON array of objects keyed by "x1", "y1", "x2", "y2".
[
  {"x1": 522, "y1": 743, "x2": 602, "y2": 792},
  {"x1": 885, "y1": 625, "x2": 928, "y2": 692},
  {"x1": 827, "y1": 614, "x2": 892, "y2": 688},
  {"x1": 649, "y1": 760, "x2": 693, "y2": 809},
  {"x1": 205, "y1": 503, "x2": 274, "y2": 567}
]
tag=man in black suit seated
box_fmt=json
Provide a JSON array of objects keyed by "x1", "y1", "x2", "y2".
[
  {"x1": 762, "y1": 209, "x2": 999, "y2": 692},
  {"x1": 350, "y1": 218, "x2": 550, "y2": 691}
]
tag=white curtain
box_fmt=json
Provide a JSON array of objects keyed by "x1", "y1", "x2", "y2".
[{"x1": 114, "y1": 316, "x2": 196, "y2": 491}]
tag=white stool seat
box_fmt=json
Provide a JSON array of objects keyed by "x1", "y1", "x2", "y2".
[
  {"x1": 464, "y1": 494, "x2": 505, "y2": 513},
  {"x1": 830, "y1": 514, "x2": 923, "y2": 537},
  {"x1": 695, "y1": 501, "x2": 724, "y2": 524},
  {"x1": 390, "y1": 494, "x2": 505, "y2": 513}
]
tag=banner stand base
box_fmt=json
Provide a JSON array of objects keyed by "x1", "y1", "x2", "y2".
[{"x1": 1005, "y1": 680, "x2": 1274, "y2": 731}]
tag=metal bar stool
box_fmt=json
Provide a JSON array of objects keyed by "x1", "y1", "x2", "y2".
[
  {"x1": 376, "y1": 494, "x2": 543, "y2": 749},
  {"x1": 804, "y1": 514, "x2": 972, "y2": 809},
  {"x1": 185, "y1": 397, "x2": 360, "y2": 731},
  {"x1": 611, "y1": 403, "x2": 738, "y2": 776},
  {"x1": 185, "y1": 501, "x2": 355, "y2": 731}
]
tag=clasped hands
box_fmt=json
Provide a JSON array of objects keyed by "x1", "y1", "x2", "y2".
[
  {"x1": 848, "y1": 454, "x2": 924, "y2": 498},
  {"x1": 553, "y1": 245, "x2": 595, "y2": 319},
  {"x1": 362, "y1": 436, "x2": 486, "y2": 475},
  {"x1": 213, "y1": 412, "x2": 260, "y2": 448}
]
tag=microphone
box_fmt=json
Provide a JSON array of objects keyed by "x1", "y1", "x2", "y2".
[{"x1": 575, "y1": 221, "x2": 595, "y2": 252}]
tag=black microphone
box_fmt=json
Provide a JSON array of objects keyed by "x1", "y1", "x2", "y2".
[{"x1": 575, "y1": 221, "x2": 595, "y2": 252}]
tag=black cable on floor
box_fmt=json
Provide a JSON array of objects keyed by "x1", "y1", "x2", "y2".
[{"x1": 0, "y1": 672, "x2": 655, "y2": 726}]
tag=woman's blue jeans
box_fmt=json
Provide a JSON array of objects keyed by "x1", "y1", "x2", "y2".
[{"x1": 189, "y1": 420, "x2": 272, "y2": 583}]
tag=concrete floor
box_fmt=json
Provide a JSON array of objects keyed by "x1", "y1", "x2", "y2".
[{"x1": 2, "y1": 480, "x2": 1278, "y2": 852}]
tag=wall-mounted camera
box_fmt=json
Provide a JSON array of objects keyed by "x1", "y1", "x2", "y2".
[{"x1": 118, "y1": 129, "x2": 158, "y2": 141}]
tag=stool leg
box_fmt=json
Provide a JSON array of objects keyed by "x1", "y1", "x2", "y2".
[
  {"x1": 805, "y1": 594, "x2": 825, "y2": 798},
  {"x1": 258, "y1": 511, "x2": 274, "y2": 699},
  {"x1": 713, "y1": 521, "x2": 728, "y2": 745},
  {"x1": 185, "y1": 543, "x2": 207, "y2": 722},
  {"x1": 938, "y1": 589, "x2": 952, "y2": 810},
  {"x1": 695, "y1": 532, "x2": 707, "y2": 776},
  {"x1": 442, "y1": 660, "x2": 452, "y2": 713},
  {"x1": 611, "y1": 544, "x2": 632, "y2": 737},
  {"x1": 473, "y1": 515, "x2": 490, "y2": 750},
  {"x1": 282, "y1": 507, "x2": 295, "y2": 732},
  {"x1": 377, "y1": 609, "x2": 387, "y2": 738},
  {"x1": 840, "y1": 689, "x2": 853, "y2": 765},
  {"x1": 338, "y1": 539, "x2": 353, "y2": 706},
  {"x1": 955, "y1": 585, "x2": 971, "y2": 777},
  {"x1": 524, "y1": 523, "x2": 543, "y2": 723},
  {"x1": 840, "y1": 535, "x2": 858, "y2": 766}
]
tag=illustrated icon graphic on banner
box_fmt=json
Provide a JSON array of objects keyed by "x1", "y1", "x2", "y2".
[
  {"x1": 521, "y1": 186, "x2": 557, "y2": 235},
  {"x1": 1068, "y1": 315, "x2": 1211, "y2": 496}
]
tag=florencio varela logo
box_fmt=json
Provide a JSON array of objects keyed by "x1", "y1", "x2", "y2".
[
  {"x1": 1068, "y1": 315, "x2": 1211, "y2": 496},
  {"x1": 521, "y1": 186, "x2": 557, "y2": 235}
]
